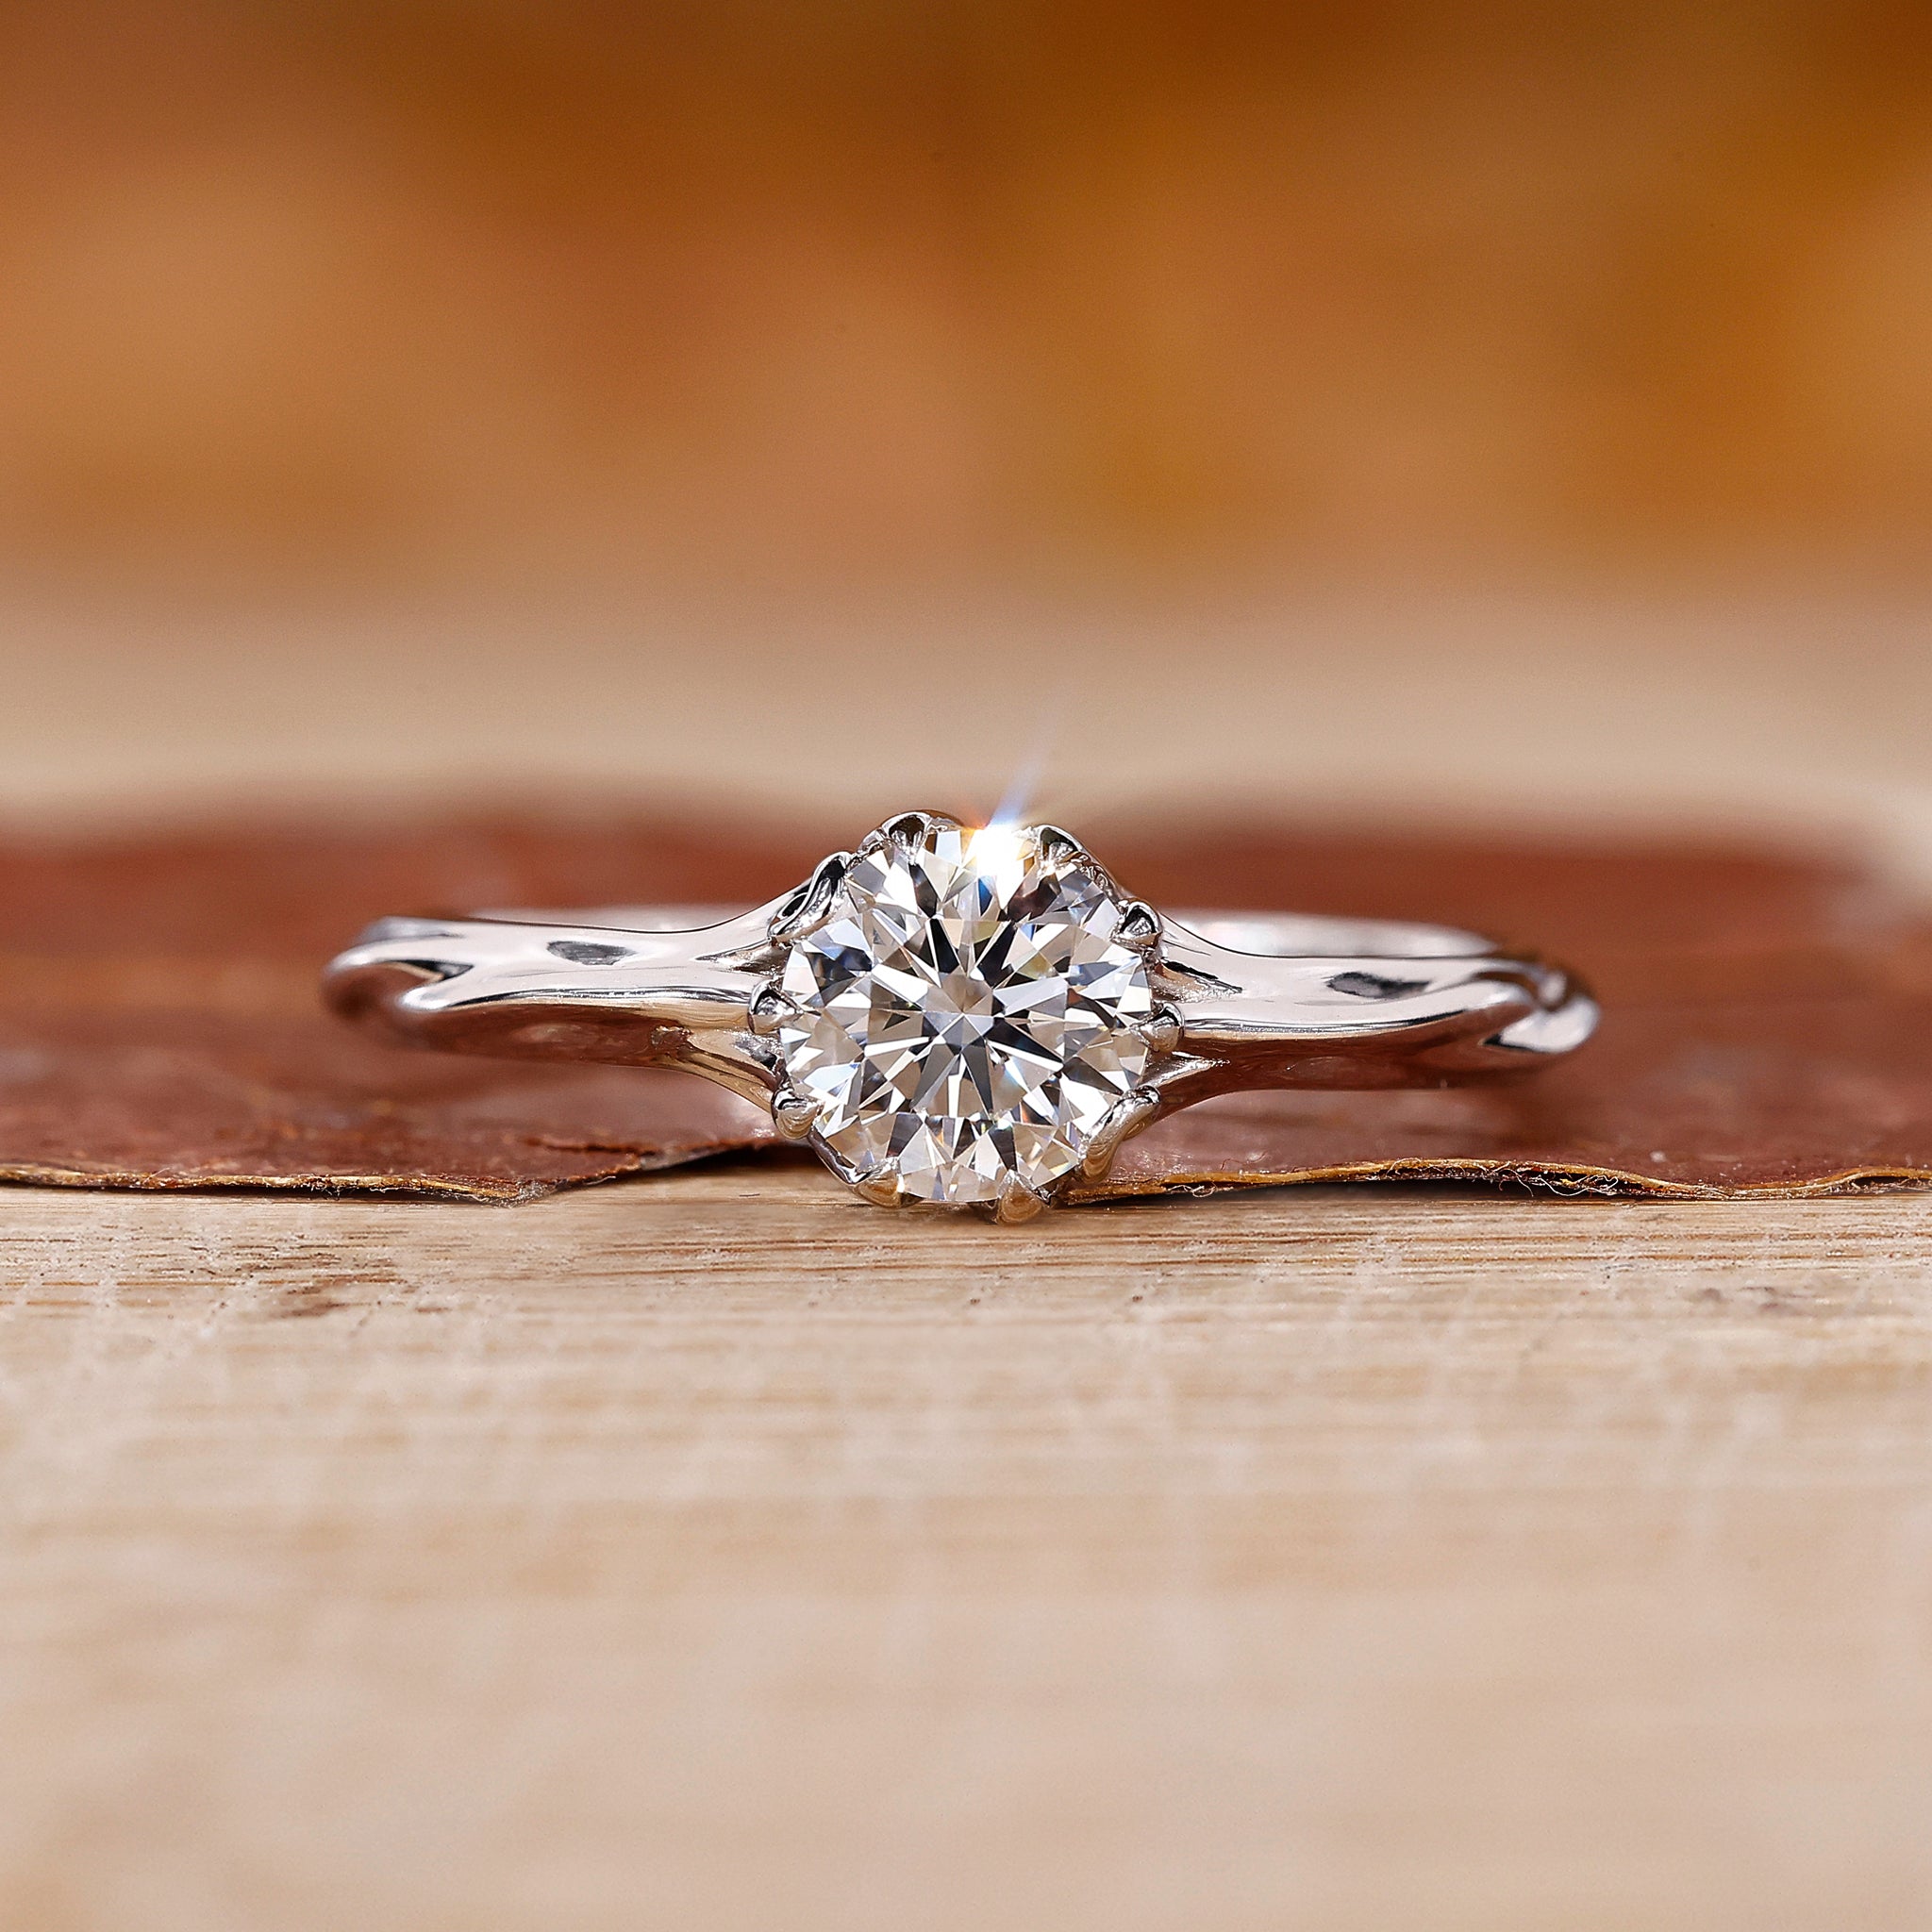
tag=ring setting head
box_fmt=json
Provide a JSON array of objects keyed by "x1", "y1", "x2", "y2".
[{"x1": 765, "y1": 813, "x2": 1165, "y2": 1213}]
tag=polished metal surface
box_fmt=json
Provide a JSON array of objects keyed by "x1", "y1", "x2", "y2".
[{"x1": 324, "y1": 813, "x2": 1598, "y2": 1215}]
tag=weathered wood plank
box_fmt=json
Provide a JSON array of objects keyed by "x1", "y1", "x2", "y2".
[{"x1": 2, "y1": 1165, "x2": 1928, "y2": 1929}]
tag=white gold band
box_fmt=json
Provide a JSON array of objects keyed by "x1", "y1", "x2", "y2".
[{"x1": 324, "y1": 814, "x2": 1597, "y2": 1217}]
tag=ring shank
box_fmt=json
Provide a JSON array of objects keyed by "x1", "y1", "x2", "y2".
[
  {"x1": 324, "y1": 896, "x2": 1595, "y2": 1106},
  {"x1": 482, "y1": 905, "x2": 1496, "y2": 959}
]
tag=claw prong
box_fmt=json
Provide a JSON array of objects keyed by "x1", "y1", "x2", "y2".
[
  {"x1": 992, "y1": 1174, "x2": 1048, "y2": 1224},
  {"x1": 1079, "y1": 1089, "x2": 1162, "y2": 1179},
  {"x1": 1140, "y1": 1006, "x2": 1183, "y2": 1056}
]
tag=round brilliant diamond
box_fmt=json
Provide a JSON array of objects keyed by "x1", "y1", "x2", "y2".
[{"x1": 774, "y1": 821, "x2": 1154, "y2": 1205}]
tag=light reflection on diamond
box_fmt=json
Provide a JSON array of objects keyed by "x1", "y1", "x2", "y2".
[{"x1": 775, "y1": 820, "x2": 1153, "y2": 1205}]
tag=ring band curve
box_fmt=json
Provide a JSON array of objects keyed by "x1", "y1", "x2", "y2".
[{"x1": 324, "y1": 811, "x2": 1597, "y2": 1221}]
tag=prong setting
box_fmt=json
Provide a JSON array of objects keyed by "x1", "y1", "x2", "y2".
[
  {"x1": 1140, "y1": 1005, "x2": 1183, "y2": 1056},
  {"x1": 1079, "y1": 1088, "x2": 1163, "y2": 1179},
  {"x1": 1033, "y1": 824, "x2": 1081, "y2": 866},
  {"x1": 772, "y1": 1091, "x2": 820, "y2": 1141},
  {"x1": 748, "y1": 985, "x2": 794, "y2": 1037},
  {"x1": 767, "y1": 852, "x2": 851, "y2": 945},
  {"x1": 1118, "y1": 899, "x2": 1161, "y2": 947},
  {"x1": 992, "y1": 1174, "x2": 1048, "y2": 1224},
  {"x1": 858, "y1": 809, "x2": 953, "y2": 860}
]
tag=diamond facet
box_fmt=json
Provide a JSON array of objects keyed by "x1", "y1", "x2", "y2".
[{"x1": 774, "y1": 819, "x2": 1155, "y2": 1206}]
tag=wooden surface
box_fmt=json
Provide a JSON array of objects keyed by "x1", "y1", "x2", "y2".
[{"x1": 3, "y1": 1158, "x2": 1929, "y2": 1930}]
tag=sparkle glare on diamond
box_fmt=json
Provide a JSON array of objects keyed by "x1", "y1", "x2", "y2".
[{"x1": 775, "y1": 823, "x2": 1153, "y2": 1205}]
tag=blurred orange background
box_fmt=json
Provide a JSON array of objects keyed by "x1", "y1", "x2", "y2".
[{"x1": 1, "y1": 2, "x2": 1929, "y2": 833}]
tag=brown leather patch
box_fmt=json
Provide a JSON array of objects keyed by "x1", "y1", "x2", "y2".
[{"x1": 2, "y1": 810, "x2": 1927, "y2": 1201}]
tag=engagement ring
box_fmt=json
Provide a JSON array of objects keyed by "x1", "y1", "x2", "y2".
[{"x1": 325, "y1": 812, "x2": 1597, "y2": 1220}]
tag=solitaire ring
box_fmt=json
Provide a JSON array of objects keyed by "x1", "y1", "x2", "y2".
[{"x1": 323, "y1": 811, "x2": 1598, "y2": 1221}]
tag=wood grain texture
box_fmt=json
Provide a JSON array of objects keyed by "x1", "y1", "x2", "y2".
[{"x1": 3, "y1": 1158, "x2": 1929, "y2": 1931}]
